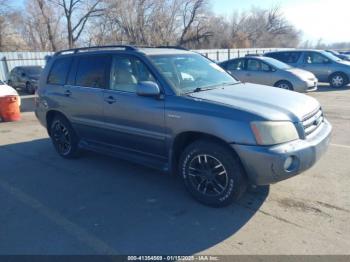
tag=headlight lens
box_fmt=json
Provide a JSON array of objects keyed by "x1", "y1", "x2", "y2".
[{"x1": 251, "y1": 121, "x2": 299, "y2": 145}]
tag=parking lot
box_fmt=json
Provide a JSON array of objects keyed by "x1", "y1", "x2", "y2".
[{"x1": 0, "y1": 84, "x2": 349, "y2": 255}]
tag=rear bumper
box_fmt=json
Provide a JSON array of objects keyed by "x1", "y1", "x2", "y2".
[{"x1": 232, "y1": 119, "x2": 332, "y2": 185}]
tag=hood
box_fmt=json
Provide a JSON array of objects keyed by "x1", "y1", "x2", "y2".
[
  {"x1": 286, "y1": 68, "x2": 316, "y2": 80},
  {"x1": 188, "y1": 83, "x2": 320, "y2": 122},
  {"x1": 0, "y1": 84, "x2": 19, "y2": 97}
]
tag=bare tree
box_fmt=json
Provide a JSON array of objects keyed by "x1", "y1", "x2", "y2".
[
  {"x1": 36, "y1": 0, "x2": 58, "y2": 51},
  {"x1": 50, "y1": 0, "x2": 104, "y2": 48}
]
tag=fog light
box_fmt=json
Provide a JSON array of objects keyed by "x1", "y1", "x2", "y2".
[{"x1": 284, "y1": 156, "x2": 294, "y2": 171}]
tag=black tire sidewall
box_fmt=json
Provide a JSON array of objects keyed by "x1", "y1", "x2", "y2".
[
  {"x1": 50, "y1": 116, "x2": 79, "y2": 158},
  {"x1": 179, "y1": 140, "x2": 246, "y2": 207}
]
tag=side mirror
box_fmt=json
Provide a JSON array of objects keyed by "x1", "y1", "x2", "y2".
[{"x1": 136, "y1": 81, "x2": 160, "y2": 97}]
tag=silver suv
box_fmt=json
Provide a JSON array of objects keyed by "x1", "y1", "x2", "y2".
[
  {"x1": 35, "y1": 45, "x2": 332, "y2": 207},
  {"x1": 265, "y1": 50, "x2": 350, "y2": 88}
]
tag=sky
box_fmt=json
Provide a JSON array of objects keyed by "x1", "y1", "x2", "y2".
[{"x1": 211, "y1": 0, "x2": 350, "y2": 44}]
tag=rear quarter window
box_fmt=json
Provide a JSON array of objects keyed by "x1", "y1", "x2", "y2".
[{"x1": 47, "y1": 58, "x2": 72, "y2": 85}]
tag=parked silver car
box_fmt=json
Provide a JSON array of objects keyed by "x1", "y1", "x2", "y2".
[
  {"x1": 265, "y1": 50, "x2": 350, "y2": 88},
  {"x1": 219, "y1": 56, "x2": 318, "y2": 92}
]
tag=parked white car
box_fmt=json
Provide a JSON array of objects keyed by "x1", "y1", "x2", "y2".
[{"x1": 0, "y1": 80, "x2": 21, "y2": 106}]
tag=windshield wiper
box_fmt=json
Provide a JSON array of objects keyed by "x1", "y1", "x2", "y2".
[{"x1": 183, "y1": 81, "x2": 241, "y2": 94}]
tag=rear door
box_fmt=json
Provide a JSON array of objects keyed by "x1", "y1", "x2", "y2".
[
  {"x1": 66, "y1": 54, "x2": 111, "y2": 141},
  {"x1": 102, "y1": 54, "x2": 166, "y2": 158},
  {"x1": 46, "y1": 54, "x2": 111, "y2": 141}
]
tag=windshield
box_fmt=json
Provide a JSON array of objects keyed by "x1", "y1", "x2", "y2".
[
  {"x1": 263, "y1": 57, "x2": 292, "y2": 70},
  {"x1": 327, "y1": 50, "x2": 339, "y2": 56},
  {"x1": 321, "y1": 51, "x2": 341, "y2": 61},
  {"x1": 150, "y1": 54, "x2": 238, "y2": 93},
  {"x1": 24, "y1": 66, "x2": 43, "y2": 75}
]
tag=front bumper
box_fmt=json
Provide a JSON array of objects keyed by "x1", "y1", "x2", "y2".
[
  {"x1": 232, "y1": 119, "x2": 332, "y2": 185},
  {"x1": 304, "y1": 79, "x2": 318, "y2": 92}
]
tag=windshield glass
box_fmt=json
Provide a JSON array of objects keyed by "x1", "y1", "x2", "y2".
[
  {"x1": 321, "y1": 51, "x2": 341, "y2": 61},
  {"x1": 25, "y1": 66, "x2": 43, "y2": 75},
  {"x1": 263, "y1": 57, "x2": 292, "y2": 69},
  {"x1": 327, "y1": 50, "x2": 339, "y2": 55},
  {"x1": 150, "y1": 54, "x2": 238, "y2": 93}
]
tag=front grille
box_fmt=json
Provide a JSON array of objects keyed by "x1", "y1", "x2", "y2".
[{"x1": 302, "y1": 108, "x2": 324, "y2": 137}]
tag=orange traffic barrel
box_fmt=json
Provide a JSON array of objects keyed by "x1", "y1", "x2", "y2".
[{"x1": 0, "y1": 95, "x2": 21, "y2": 122}]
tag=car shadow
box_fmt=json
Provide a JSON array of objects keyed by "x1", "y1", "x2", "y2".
[
  {"x1": 0, "y1": 138, "x2": 269, "y2": 254},
  {"x1": 314, "y1": 84, "x2": 350, "y2": 92}
]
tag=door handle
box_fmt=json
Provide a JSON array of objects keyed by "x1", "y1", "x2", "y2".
[
  {"x1": 64, "y1": 90, "x2": 71, "y2": 97},
  {"x1": 104, "y1": 95, "x2": 117, "y2": 104}
]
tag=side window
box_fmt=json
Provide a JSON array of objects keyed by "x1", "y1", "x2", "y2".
[
  {"x1": 261, "y1": 62, "x2": 271, "y2": 72},
  {"x1": 110, "y1": 56, "x2": 156, "y2": 93},
  {"x1": 247, "y1": 59, "x2": 262, "y2": 71},
  {"x1": 75, "y1": 55, "x2": 110, "y2": 88},
  {"x1": 226, "y1": 59, "x2": 245, "y2": 71},
  {"x1": 47, "y1": 58, "x2": 72, "y2": 85},
  {"x1": 285, "y1": 52, "x2": 301, "y2": 63},
  {"x1": 304, "y1": 52, "x2": 328, "y2": 64}
]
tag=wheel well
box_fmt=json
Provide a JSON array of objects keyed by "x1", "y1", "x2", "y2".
[
  {"x1": 171, "y1": 131, "x2": 234, "y2": 174},
  {"x1": 46, "y1": 110, "x2": 67, "y2": 136},
  {"x1": 329, "y1": 72, "x2": 349, "y2": 82}
]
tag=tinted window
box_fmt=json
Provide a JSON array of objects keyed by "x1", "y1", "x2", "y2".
[
  {"x1": 24, "y1": 66, "x2": 42, "y2": 75},
  {"x1": 226, "y1": 59, "x2": 245, "y2": 71},
  {"x1": 110, "y1": 56, "x2": 156, "y2": 92},
  {"x1": 48, "y1": 58, "x2": 72, "y2": 85},
  {"x1": 304, "y1": 52, "x2": 329, "y2": 64},
  {"x1": 268, "y1": 52, "x2": 301, "y2": 63},
  {"x1": 76, "y1": 55, "x2": 110, "y2": 88}
]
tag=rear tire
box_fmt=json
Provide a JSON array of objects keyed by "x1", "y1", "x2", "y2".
[
  {"x1": 50, "y1": 115, "x2": 80, "y2": 159},
  {"x1": 179, "y1": 139, "x2": 247, "y2": 207},
  {"x1": 274, "y1": 80, "x2": 293, "y2": 90},
  {"x1": 329, "y1": 73, "x2": 348, "y2": 88}
]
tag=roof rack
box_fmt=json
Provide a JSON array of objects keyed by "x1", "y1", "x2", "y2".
[
  {"x1": 54, "y1": 45, "x2": 138, "y2": 56},
  {"x1": 155, "y1": 45, "x2": 188, "y2": 50}
]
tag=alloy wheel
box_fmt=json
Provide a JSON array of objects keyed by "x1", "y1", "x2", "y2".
[
  {"x1": 332, "y1": 75, "x2": 344, "y2": 87},
  {"x1": 52, "y1": 121, "x2": 72, "y2": 155},
  {"x1": 188, "y1": 154, "x2": 229, "y2": 196}
]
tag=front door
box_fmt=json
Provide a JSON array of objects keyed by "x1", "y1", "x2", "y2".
[
  {"x1": 244, "y1": 58, "x2": 275, "y2": 86},
  {"x1": 300, "y1": 52, "x2": 331, "y2": 82},
  {"x1": 102, "y1": 55, "x2": 166, "y2": 158}
]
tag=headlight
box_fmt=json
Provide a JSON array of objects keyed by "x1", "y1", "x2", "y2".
[{"x1": 251, "y1": 121, "x2": 299, "y2": 145}]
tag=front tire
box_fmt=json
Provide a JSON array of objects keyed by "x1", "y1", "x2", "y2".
[
  {"x1": 329, "y1": 73, "x2": 348, "y2": 88},
  {"x1": 50, "y1": 115, "x2": 80, "y2": 159},
  {"x1": 179, "y1": 140, "x2": 247, "y2": 207},
  {"x1": 274, "y1": 80, "x2": 293, "y2": 90}
]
